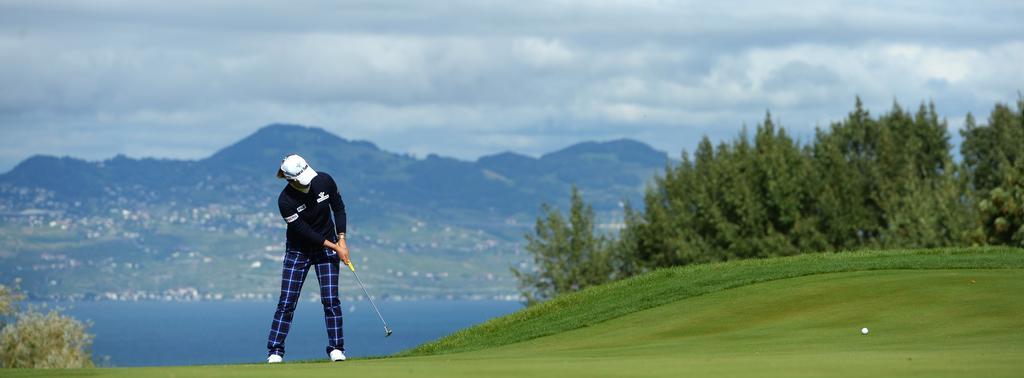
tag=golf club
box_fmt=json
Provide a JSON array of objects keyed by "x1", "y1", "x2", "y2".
[{"x1": 346, "y1": 261, "x2": 393, "y2": 337}]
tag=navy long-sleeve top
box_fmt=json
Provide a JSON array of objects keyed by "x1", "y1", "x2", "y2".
[{"x1": 277, "y1": 172, "x2": 346, "y2": 252}]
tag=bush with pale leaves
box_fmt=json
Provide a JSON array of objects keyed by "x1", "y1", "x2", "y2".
[{"x1": 0, "y1": 285, "x2": 94, "y2": 368}]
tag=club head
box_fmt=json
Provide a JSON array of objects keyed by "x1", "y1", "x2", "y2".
[{"x1": 385, "y1": 328, "x2": 393, "y2": 337}]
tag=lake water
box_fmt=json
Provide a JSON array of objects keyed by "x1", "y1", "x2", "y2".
[{"x1": 32, "y1": 300, "x2": 522, "y2": 367}]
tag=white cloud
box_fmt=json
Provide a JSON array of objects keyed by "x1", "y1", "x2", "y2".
[
  {"x1": 515, "y1": 38, "x2": 575, "y2": 68},
  {"x1": 0, "y1": 1, "x2": 1021, "y2": 171}
]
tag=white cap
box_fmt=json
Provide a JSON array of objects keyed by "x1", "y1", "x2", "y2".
[{"x1": 277, "y1": 154, "x2": 318, "y2": 186}]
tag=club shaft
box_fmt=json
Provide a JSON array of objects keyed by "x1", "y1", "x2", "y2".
[{"x1": 350, "y1": 268, "x2": 390, "y2": 330}]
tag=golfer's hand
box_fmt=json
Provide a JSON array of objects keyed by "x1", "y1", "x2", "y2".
[{"x1": 335, "y1": 242, "x2": 351, "y2": 265}]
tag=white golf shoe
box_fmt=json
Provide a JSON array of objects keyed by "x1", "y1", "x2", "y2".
[
  {"x1": 330, "y1": 349, "x2": 347, "y2": 362},
  {"x1": 267, "y1": 354, "x2": 283, "y2": 364}
]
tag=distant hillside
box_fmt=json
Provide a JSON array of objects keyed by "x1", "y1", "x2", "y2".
[{"x1": 0, "y1": 124, "x2": 670, "y2": 300}]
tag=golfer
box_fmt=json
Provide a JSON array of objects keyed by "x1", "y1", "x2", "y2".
[{"x1": 266, "y1": 154, "x2": 351, "y2": 363}]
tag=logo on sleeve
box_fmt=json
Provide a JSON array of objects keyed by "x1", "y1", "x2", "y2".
[
  {"x1": 296, "y1": 204, "x2": 306, "y2": 212},
  {"x1": 285, "y1": 214, "x2": 299, "y2": 223},
  {"x1": 317, "y1": 192, "x2": 329, "y2": 203}
]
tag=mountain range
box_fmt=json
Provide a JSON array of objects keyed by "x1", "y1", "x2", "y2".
[
  {"x1": 2, "y1": 124, "x2": 668, "y2": 215},
  {"x1": 0, "y1": 124, "x2": 671, "y2": 300}
]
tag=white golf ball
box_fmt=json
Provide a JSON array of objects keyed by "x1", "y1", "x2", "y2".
[{"x1": 861, "y1": 327, "x2": 869, "y2": 335}]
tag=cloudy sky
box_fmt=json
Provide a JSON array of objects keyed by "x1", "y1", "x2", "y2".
[{"x1": 0, "y1": 0, "x2": 1021, "y2": 172}]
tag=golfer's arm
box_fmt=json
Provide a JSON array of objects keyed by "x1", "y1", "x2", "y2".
[
  {"x1": 328, "y1": 177, "x2": 347, "y2": 237},
  {"x1": 286, "y1": 217, "x2": 327, "y2": 247},
  {"x1": 280, "y1": 200, "x2": 327, "y2": 247},
  {"x1": 324, "y1": 238, "x2": 346, "y2": 250}
]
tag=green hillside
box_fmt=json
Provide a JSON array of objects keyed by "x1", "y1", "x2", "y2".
[
  {"x1": 405, "y1": 246, "x2": 1024, "y2": 356},
  {"x1": 7, "y1": 247, "x2": 1024, "y2": 377},
  {"x1": 0, "y1": 125, "x2": 669, "y2": 300}
]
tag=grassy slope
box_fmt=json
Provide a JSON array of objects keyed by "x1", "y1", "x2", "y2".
[
  {"x1": 7, "y1": 246, "x2": 1024, "y2": 377},
  {"x1": 405, "y1": 246, "x2": 1024, "y2": 355}
]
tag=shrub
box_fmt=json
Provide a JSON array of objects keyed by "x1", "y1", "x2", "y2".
[{"x1": 0, "y1": 285, "x2": 94, "y2": 368}]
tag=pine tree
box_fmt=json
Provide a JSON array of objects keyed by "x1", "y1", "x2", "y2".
[
  {"x1": 812, "y1": 97, "x2": 886, "y2": 248},
  {"x1": 512, "y1": 186, "x2": 612, "y2": 304},
  {"x1": 963, "y1": 97, "x2": 1024, "y2": 246},
  {"x1": 972, "y1": 160, "x2": 1024, "y2": 246},
  {"x1": 961, "y1": 99, "x2": 1024, "y2": 194}
]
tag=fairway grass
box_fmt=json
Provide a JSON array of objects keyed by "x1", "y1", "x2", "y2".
[{"x1": 7, "y1": 247, "x2": 1023, "y2": 377}]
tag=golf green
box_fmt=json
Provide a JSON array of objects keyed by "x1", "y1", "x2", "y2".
[{"x1": 7, "y1": 248, "x2": 1024, "y2": 377}]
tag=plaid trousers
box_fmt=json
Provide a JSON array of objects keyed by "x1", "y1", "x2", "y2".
[{"x1": 267, "y1": 245, "x2": 344, "y2": 357}]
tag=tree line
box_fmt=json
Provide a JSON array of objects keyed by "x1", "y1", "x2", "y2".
[{"x1": 513, "y1": 97, "x2": 1024, "y2": 304}]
